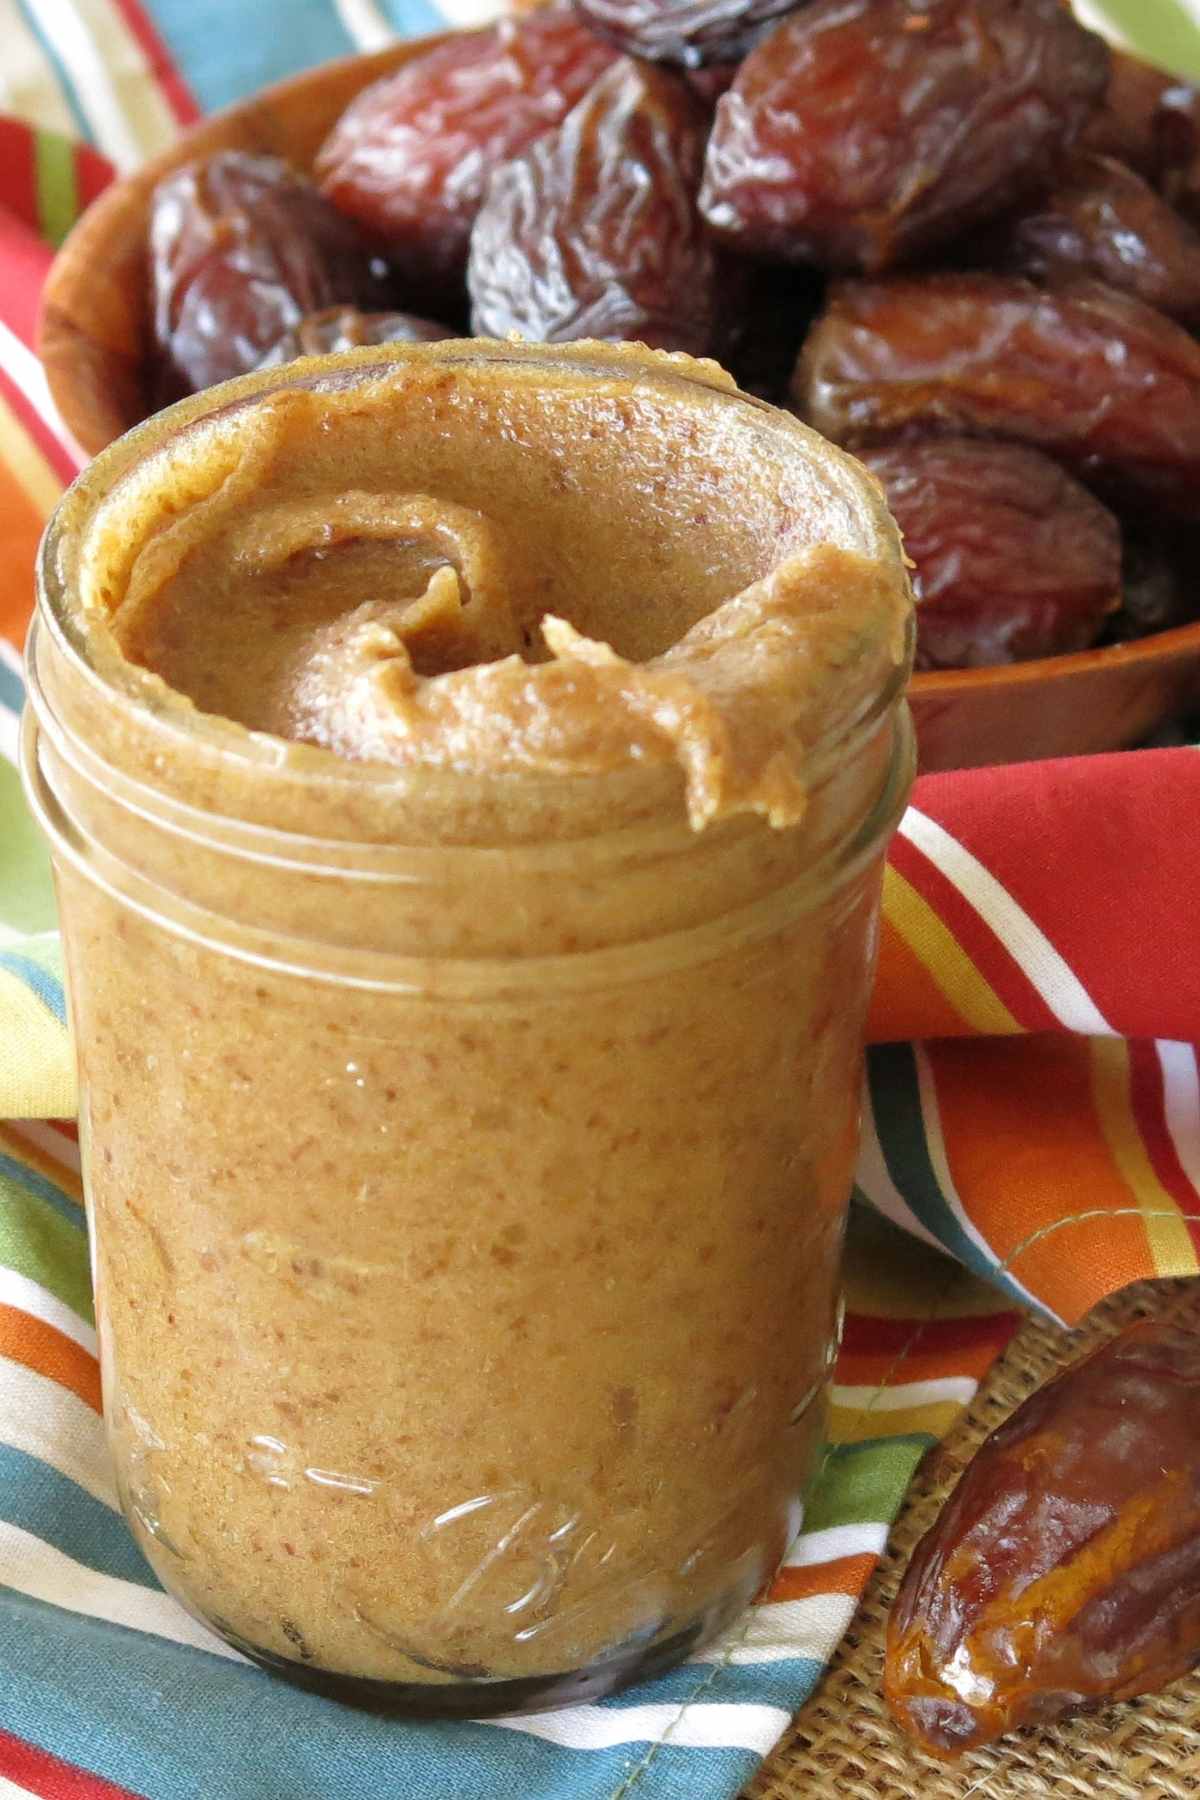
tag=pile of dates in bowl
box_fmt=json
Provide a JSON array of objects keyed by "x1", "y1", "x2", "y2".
[{"x1": 146, "y1": 0, "x2": 1200, "y2": 672}]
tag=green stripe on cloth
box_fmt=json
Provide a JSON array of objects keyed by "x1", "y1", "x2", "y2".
[
  {"x1": 1087, "y1": 0, "x2": 1200, "y2": 76},
  {"x1": 802, "y1": 1436, "x2": 934, "y2": 1536},
  {"x1": 0, "y1": 762, "x2": 55, "y2": 940},
  {"x1": 0, "y1": 1171, "x2": 92, "y2": 1326},
  {"x1": 34, "y1": 130, "x2": 78, "y2": 249}
]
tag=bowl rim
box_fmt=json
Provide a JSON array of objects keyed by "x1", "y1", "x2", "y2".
[{"x1": 36, "y1": 30, "x2": 1200, "y2": 699}]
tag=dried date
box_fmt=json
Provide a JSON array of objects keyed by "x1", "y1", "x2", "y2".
[
  {"x1": 794, "y1": 274, "x2": 1200, "y2": 516},
  {"x1": 315, "y1": 13, "x2": 616, "y2": 293},
  {"x1": 256, "y1": 306, "x2": 454, "y2": 368},
  {"x1": 698, "y1": 0, "x2": 1110, "y2": 272},
  {"x1": 860, "y1": 439, "x2": 1120, "y2": 669},
  {"x1": 997, "y1": 152, "x2": 1200, "y2": 324},
  {"x1": 886, "y1": 1316, "x2": 1200, "y2": 1757},
  {"x1": 1104, "y1": 527, "x2": 1200, "y2": 641},
  {"x1": 573, "y1": 0, "x2": 798, "y2": 68},
  {"x1": 149, "y1": 152, "x2": 387, "y2": 398},
  {"x1": 468, "y1": 58, "x2": 718, "y2": 352}
]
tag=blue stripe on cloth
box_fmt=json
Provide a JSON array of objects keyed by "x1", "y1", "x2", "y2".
[
  {"x1": 866, "y1": 1043, "x2": 1034, "y2": 1309},
  {"x1": 0, "y1": 1591, "x2": 763, "y2": 1800},
  {"x1": 597, "y1": 1654, "x2": 825, "y2": 1715},
  {"x1": 0, "y1": 656, "x2": 24, "y2": 716},
  {"x1": 0, "y1": 1151, "x2": 82, "y2": 1233},
  {"x1": 143, "y1": 0, "x2": 363, "y2": 113},
  {"x1": 0, "y1": 951, "x2": 66, "y2": 1025},
  {"x1": 0, "y1": 1446, "x2": 155, "y2": 1587},
  {"x1": 377, "y1": 0, "x2": 449, "y2": 34},
  {"x1": 10, "y1": 1, "x2": 91, "y2": 142}
]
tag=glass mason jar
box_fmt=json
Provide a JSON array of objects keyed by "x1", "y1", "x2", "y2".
[{"x1": 22, "y1": 342, "x2": 913, "y2": 1716}]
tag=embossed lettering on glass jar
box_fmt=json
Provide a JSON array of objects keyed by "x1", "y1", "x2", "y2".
[{"x1": 22, "y1": 341, "x2": 913, "y2": 1716}]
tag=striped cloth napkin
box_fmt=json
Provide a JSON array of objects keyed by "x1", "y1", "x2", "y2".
[{"x1": 1, "y1": 4, "x2": 1200, "y2": 1797}]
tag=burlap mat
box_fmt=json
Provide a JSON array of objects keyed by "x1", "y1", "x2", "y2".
[{"x1": 745, "y1": 1276, "x2": 1200, "y2": 1800}]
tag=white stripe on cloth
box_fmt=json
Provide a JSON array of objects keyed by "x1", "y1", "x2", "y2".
[
  {"x1": 830, "y1": 1376, "x2": 977, "y2": 1414},
  {"x1": 855, "y1": 1076, "x2": 947, "y2": 1254},
  {"x1": 692, "y1": 1592, "x2": 858, "y2": 1667},
  {"x1": 0, "y1": 317, "x2": 78, "y2": 461},
  {"x1": 0, "y1": 1519, "x2": 249, "y2": 1662},
  {"x1": 780, "y1": 1522, "x2": 889, "y2": 1570},
  {"x1": 0, "y1": 1266, "x2": 95, "y2": 1356},
  {"x1": 0, "y1": 1777, "x2": 41, "y2": 1799},
  {"x1": 1158, "y1": 1041, "x2": 1200, "y2": 1201},
  {"x1": 0, "y1": 1358, "x2": 114, "y2": 1509},
  {"x1": 333, "y1": 0, "x2": 395, "y2": 51},
  {"x1": 913, "y1": 1042, "x2": 1045, "y2": 1314},
  {"x1": 898, "y1": 807, "x2": 1112, "y2": 1034},
  {"x1": 5, "y1": 1118, "x2": 83, "y2": 1178},
  {"x1": 0, "y1": 0, "x2": 78, "y2": 137},
  {"x1": 435, "y1": 0, "x2": 507, "y2": 24},
  {"x1": 19, "y1": 0, "x2": 168, "y2": 171},
  {"x1": 490, "y1": 1699, "x2": 791, "y2": 1754}
]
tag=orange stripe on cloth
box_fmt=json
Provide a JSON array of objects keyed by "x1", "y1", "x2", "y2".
[
  {"x1": 868, "y1": 908, "x2": 975, "y2": 1044},
  {"x1": 922, "y1": 1035, "x2": 1157, "y2": 1324},
  {"x1": 0, "y1": 427, "x2": 56, "y2": 647},
  {"x1": 0, "y1": 1304, "x2": 101, "y2": 1412},
  {"x1": 766, "y1": 1553, "x2": 877, "y2": 1606}
]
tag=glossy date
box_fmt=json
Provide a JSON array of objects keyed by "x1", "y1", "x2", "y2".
[
  {"x1": 572, "y1": 0, "x2": 797, "y2": 67},
  {"x1": 886, "y1": 1316, "x2": 1200, "y2": 1757},
  {"x1": 315, "y1": 13, "x2": 616, "y2": 292},
  {"x1": 794, "y1": 274, "x2": 1200, "y2": 516},
  {"x1": 255, "y1": 305, "x2": 454, "y2": 367},
  {"x1": 998, "y1": 151, "x2": 1200, "y2": 324},
  {"x1": 860, "y1": 439, "x2": 1120, "y2": 669},
  {"x1": 149, "y1": 152, "x2": 387, "y2": 398},
  {"x1": 698, "y1": 0, "x2": 1110, "y2": 271},
  {"x1": 468, "y1": 58, "x2": 717, "y2": 352}
]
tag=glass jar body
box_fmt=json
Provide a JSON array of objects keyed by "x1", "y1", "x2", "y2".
[{"x1": 23, "y1": 340, "x2": 914, "y2": 1713}]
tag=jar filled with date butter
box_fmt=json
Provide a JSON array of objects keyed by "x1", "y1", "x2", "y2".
[{"x1": 22, "y1": 340, "x2": 913, "y2": 1716}]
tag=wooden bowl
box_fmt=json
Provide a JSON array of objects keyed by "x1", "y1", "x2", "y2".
[{"x1": 38, "y1": 38, "x2": 1200, "y2": 772}]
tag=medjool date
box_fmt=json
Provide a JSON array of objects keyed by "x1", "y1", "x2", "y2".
[
  {"x1": 795, "y1": 274, "x2": 1200, "y2": 516},
  {"x1": 315, "y1": 13, "x2": 616, "y2": 292},
  {"x1": 698, "y1": 0, "x2": 1110, "y2": 271},
  {"x1": 149, "y1": 151, "x2": 387, "y2": 398},
  {"x1": 860, "y1": 439, "x2": 1120, "y2": 668},
  {"x1": 468, "y1": 58, "x2": 717, "y2": 352},
  {"x1": 573, "y1": 0, "x2": 797, "y2": 67},
  {"x1": 886, "y1": 1317, "x2": 1200, "y2": 1757}
]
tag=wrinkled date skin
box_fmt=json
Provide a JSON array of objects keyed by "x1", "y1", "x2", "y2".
[
  {"x1": 999, "y1": 152, "x2": 1200, "y2": 324},
  {"x1": 255, "y1": 305, "x2": 454, "y2": 368},
  {"x1": 698, "y1": 0, "x2": 1110, "y2": 272},
  {"x1": 886, "y1": 1317, "x2": 1200, "y2": 1758},
  {"x1": 149, "y1": 152, "x2": 387, "y2": 398},
  {"x1": 794, "y1": 274, "x2": 1200, "y2": 516},
  {"x1": 1083, "y1": 52, "x2": 1200, "y2": 224},
  {"x1": 1106, "y1": 528, "x2": 1200, "y2": 641},
  {"x1": 860, "y1": 439, "x2": 1120, "y2": 669},
  {"x1": 573, "y1": 0, "x2": 798, "y2": 68},
  {"x1": 315, "y1": 13, "x2": 616, "y2": 292},
  {"x1": 468, "y1": 58, "x2": 718, "y2": 351}
]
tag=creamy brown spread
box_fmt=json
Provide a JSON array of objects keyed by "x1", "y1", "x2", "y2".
[{"x1": 30, "y1": 341, "x2": 913, "y2": 1703}]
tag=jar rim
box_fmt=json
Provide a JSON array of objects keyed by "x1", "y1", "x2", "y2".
[{"x1": 36, "y1": 338, "x2": 911, "y2": 849}]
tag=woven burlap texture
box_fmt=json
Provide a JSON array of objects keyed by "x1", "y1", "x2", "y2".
[{"x1": 746, "y1": 1276, "x2": 1200, "y2": 1800}]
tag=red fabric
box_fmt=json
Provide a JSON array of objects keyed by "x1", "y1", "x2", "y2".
[{"x1": 0, "y1": 1732, "x2": 147, "y2": 1800}]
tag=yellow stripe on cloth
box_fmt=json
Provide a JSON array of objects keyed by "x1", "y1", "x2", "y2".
[
  {"x1": 881, "y1": 865, "x2": 1021, "y2": 1038},
  {"x1": 0, "y1": 389, "x2": 61, "y2": 520},
  {"x1": 0, "y1": 969, "x2": 74, "y2": 1118},
  {"x1": 1090, "y1": 1037, "x2": 1200, "y2": 1279},
  {"x1": 828, "y1": 1395, "x2": 966, "y2": 1445}
]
